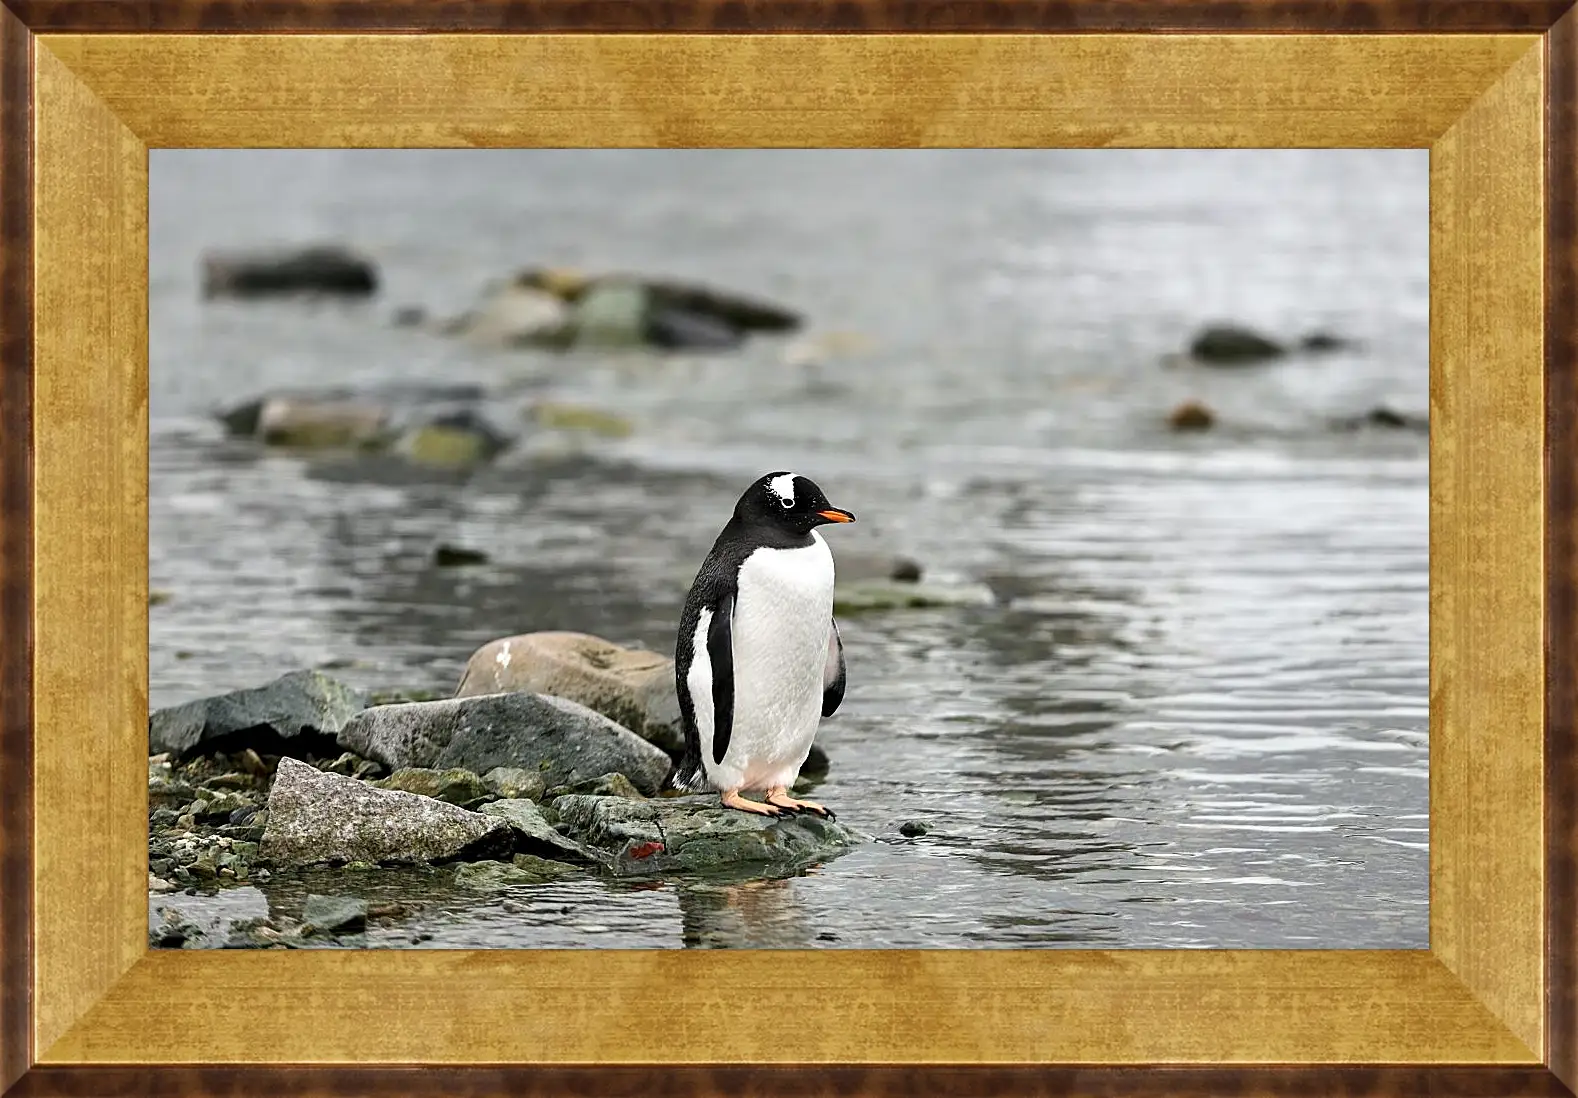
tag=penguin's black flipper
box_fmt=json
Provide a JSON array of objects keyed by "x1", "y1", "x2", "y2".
[
  {"x1": 822, "y1": 618, "x2": 846, "y2": 718},
  {"x1": 708, "y1": 590, "x2": 736, "y2": 765}
]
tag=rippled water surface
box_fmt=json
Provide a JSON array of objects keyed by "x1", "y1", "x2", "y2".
[{"x1": 150, "y1": 150, "x2": 1429, "y2": 948}]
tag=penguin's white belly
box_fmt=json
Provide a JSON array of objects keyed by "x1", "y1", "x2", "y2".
[{"x1": 710, "y1": 534, "x2": 834, "y2": 791}]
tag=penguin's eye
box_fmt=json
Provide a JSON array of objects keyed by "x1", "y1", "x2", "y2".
[{"x1": 779, "y1": 496, "x2": 795, "y2": 510}]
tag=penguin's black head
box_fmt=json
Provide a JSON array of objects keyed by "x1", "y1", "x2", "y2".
[{"x1": 736, "y1": 471, "x2": 856, "y2": 535}]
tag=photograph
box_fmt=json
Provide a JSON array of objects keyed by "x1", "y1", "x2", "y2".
[{"x1": 144, "y1": 148, "x2": 1430, "y2": 952}]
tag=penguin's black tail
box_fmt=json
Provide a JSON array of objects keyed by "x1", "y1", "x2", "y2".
[{"x1": 668, "y1": 748, "x2": 710, "y2": 794}]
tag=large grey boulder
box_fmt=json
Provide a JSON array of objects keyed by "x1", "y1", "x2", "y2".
[
  {"x1": 149, "y1": 670, "x2": 364, "y2": 760},
  {"x1": 454, "y1": 632, "x2": 683, "y2": 754},
  {"x1": 259, "y1": 757, "x2": 513, "y2": 867},
  {"x1": 552, "y1": 794, "x2": 860, "y2": 875},
  {"x1": 336, "y1": 692, "x2": 673, "y2": 795}
]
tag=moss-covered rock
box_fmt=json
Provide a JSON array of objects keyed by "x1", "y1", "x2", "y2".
[
  {"x1": 552, "y1": 794, "x2": 859, "y2": 875},
  {"x1": 373, "y1": 767, "x2": 493, "y2": 809}
]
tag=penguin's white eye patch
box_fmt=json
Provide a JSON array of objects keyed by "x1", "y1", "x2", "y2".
[{"x1": 767, "y1": 473, "x2": 797, "y2": 507}]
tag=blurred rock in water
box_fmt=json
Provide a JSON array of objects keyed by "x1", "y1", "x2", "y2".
[
  {"x1": 454, "y1": 632, "x2": 684, "y2": 756},
  {"x1": 215, "y1": 385, "x2": 516, "y2": 468},
  {"x1": 1331, "y1": 405, "x2": 1428, "y2": 433},
  {"x1": 527, "y1": 402, "x2": 634, "y2": 439},
  {"x1": 1299, "y1": 330, "x2": 1357, "y2": 354},
  {"x1": 433, "y1": 544, "x2": 491, "y2": 568},
  {"x1": 439, "y1": 266, "x2": 802, "y2": 353},
  {"x1": 1187, "y1": 324, "x2": 1288, "y2": 365},
  {"x1": 1168, "y1": 400, "x2": 1216, "y2": 432},
  {"x1": 201, "y1": 244, "x2": 378, "y2": 300}
]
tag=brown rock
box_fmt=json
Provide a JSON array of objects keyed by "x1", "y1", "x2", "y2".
[
  {"x1": 1168, "y1": 400, "x2": 1216, "y2": 431},
  {"x1": 454, "y1": 632, "x2": 682, "y2": 754}
]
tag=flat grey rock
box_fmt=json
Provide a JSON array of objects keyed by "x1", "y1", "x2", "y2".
[
  {"x1": 260, "y1": 757, "x2": 513, "y2": 867},
  {"x1": 552, "y1": 794, "x2": 860, "y2": 875}
]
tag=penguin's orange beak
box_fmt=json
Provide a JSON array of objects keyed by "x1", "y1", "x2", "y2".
[{"x1": 817, "y1": 508, "x2": 856, "y2": 524}]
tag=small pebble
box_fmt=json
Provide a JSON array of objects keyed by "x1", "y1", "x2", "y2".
[
  {"x1": 899, "y1": 820, "x2": 931, "y2": 837},
  {"x1": 816, "y1": 932, "x2": 840, "y2": 942},
  {"x1": 1167, "y1": 400, "x2": 1215, "y2": 431}
]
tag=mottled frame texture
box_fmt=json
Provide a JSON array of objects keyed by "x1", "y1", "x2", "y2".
[{"x1": 0, "y1": 2, "x2": 1575, "y2": 1096}]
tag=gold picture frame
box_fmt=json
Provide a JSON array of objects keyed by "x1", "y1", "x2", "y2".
[{"x1": 1, "y1": 3, "x2": 1574, "y2": 1094}]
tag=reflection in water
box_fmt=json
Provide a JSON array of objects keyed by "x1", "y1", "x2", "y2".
[
  {"x1": 677, "y1": 876, "x2": 819, "y2": 950},
  {"x1": 150, "y1": 149, "x2": 1429, "y2": 948}
]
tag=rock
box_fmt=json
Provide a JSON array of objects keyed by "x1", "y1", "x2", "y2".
[
  {"x1": 545, "y1": 772, "x2": 646, "y2": 801},
  {"x1": 454, "y1": 856, "x2": 581, "y2": 890},
  {"x1": 239, "y1": 749, "x2": 271, "y2": 777},
  {"x1": 899, "y1": 820, "x2": 931, "y2": 837},
  {"x1": 393, "y1": 407, "x2": 515, "y2": 469},
  {"x1": 255, "y1": 396, "x2": 392, "y2": 450},
  {"x1": 528, "y1": 402, "x2": 635, "y2": 439},
  {"x1": 301, "y1": 894, "x2": 368, "y2": 934},
  {"x1": 1299, "y1": 330, "x2": 1355, "y2": 353},
  {"x1": 833, "y1": 581, "x2": 994, "y2": 614},
  {"x1": 528, "y1": 268, "x2": 801, "y2": 351},
  {"x1": 148, "y1": 873, "x2": 176, "y2": 893},
  {"x1": 391, "y1": 305, "x2": 427, "y2": 327},
  {"x1": 639, "y1": 276, "x2": 802, "y2": 334},
  {"x1": 149, "y1": 670, "x2": 365, "y2": 760},
  {"x1": 194, "y1": 790, "x2": 254, "y2": 820},
  {"x1": 568, "y1": 279, "x2": 651, "y2": 350},
  {"x1": 148, "y1": 589, "x2": 172, "y2": 607},
  {"x1": 373, "y1": 767, "x2": 493, "y2": 808},
  {"x1": 801, "y1": 743, "x2": 831, "y2": 778},
  {"x1": 512, "y1": 854, "x2": 582, "y2": 879},
  {"x1": 1332, "y1": 406, "x2": 1429, "y2": 433},
  {"x1": 441, "y1": 280, "x2": 573, "y2": 348},
  {"x1": 199, "y1": 772, "x2": 255, "y2": 791},
  {"x1": 200, "y1": 244, "x2": 378, "y2": 300},
  {"x1": 1187, "y1": 324, "x2": 1287, "y2": 364},
  {"x1": 340, "y1": 692, "x2": 672, "y2": 795},
  {"x1": 217, "y1": 383, "x2": 485, "y2": 440},
  {"x1": 149, "y1": 909, "x2": 202, "y2": 948},
  {"x1": 316, "y1": 752, "x2": 365, "y2": 776},
  {"x1": 482, "y1": 766, "x2": 547, "y2": 802},
  {"x1": 552, "y1": 794, "x2": 859, "y2": 874},
  {"x1": 477, "y1": 798, "x2": 601, "y2": 865},
  {"x1": 454, "y1": 633, "x2": 684, "y2": 755},
  {"x1": 1168, "y1": 400, "x2": 1216, "y2": 431},
  {"x1": 260, "y1": 757, "x2": 514, "y2": 867},
  {"x1": 645, "y1": 305, "x2": 744, "y2": 351},
  {"x1": 434, "y1": 544, "x2": 490, "y2": 568}
]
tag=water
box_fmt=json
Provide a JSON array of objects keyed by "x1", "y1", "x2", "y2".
[{"x1": 149, "y1": 150, "x2": 1429, "y2": 949}]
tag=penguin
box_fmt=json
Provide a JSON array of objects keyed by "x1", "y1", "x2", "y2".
[{"x1": 673, "y1": 472, "x2": 855, "y2": 818}]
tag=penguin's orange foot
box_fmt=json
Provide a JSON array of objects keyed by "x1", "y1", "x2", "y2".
[
  {"x1": 721, "y1": 789, "x2": 788, "y2": 817},
  {"x1": 765, "y1": 788, "x2": 836, "y2": 820}
]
